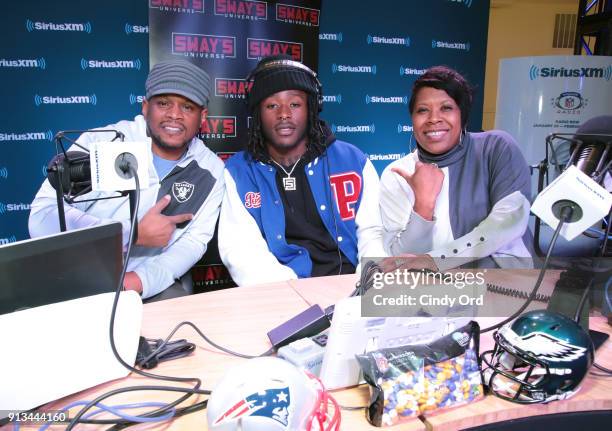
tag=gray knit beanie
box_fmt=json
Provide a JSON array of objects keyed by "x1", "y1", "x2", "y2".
[{"x1": 145, "y1": 59, "x2": 211, "y2": 107}]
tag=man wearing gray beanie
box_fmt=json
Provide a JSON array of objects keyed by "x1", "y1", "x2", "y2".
[
  {"x1": 218, "y1": 56, "x2": 386, "y2": 286},
  {"x1": 29, "y1": 59, "x2": 225, "y2": 301}
]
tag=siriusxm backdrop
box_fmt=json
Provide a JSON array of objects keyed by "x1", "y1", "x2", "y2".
[{"x1": 0, "y1": 0, "x2": 489, "y2": 257}]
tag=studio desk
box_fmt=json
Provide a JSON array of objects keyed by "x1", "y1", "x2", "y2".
[{"x1": 6, "y1": 272, "x2": 612, "y2": 430}]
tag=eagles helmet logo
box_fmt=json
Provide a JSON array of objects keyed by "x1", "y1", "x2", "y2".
[
  {"x1": 172, "y1": 181, "x2": 195, "y2": 203},
  {"x1": 500, "y1": 327, "x2": 588, "y2": 362}
]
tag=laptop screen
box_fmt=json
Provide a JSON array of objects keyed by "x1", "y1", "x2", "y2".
[{"x1": 0, "y1": 222, "x2": 123, "y2": 315}]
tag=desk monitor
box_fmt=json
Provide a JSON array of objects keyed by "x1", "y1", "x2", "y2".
[{"x1": 0, "y1": 222, "x2": 123, "y2": 315}]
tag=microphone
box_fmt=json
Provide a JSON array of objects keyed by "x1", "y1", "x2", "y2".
[{"x1": 47, "y1": 151, "x2": 92, "y2": 197}]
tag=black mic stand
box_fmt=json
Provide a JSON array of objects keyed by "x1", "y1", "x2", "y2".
[
  {"x1": 49, "y1": 130, "x2": 138, "y2": 241},
  {"x1": 535, "y1": 132, "x2": 612, "y2": 346}
]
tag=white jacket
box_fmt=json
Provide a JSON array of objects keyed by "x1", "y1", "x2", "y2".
[{"x1": 29, "y1": 115, "x2": 225, "y2": 298}]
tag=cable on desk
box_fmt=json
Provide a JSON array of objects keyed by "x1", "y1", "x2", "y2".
[
  {"x1": 66, "y1": 170, "x2": 205, "y2": 430},
  {"x1": 480, "y1": 209, "x2": 569, "y2": 334},
  {"x1": 338, "y1": 404, "x2": 367, "y2": 411},
  {"x1": 137, "y1": 337, "x2": 196, "y2": 369},
  {"x1": 592, "y1": 362, "x2": 612, "y2": 375},
  {"x1": 35, "y1": 401, "x2": 176, "y2": 431}
]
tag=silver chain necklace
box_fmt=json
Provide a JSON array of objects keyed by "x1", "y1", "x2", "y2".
[{"x1": 270, "y1": 157, "x2": 301, "y2": 191}]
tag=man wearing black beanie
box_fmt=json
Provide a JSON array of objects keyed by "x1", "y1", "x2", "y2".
[
  {"x1": 218, "y1": 55, "x2": 386, "y2": 286},
  {"x1": 29, "y1": 59, "x2": 225, "y2": 301}
]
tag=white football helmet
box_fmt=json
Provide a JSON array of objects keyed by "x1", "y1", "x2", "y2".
[{"x1": 207, "y1": 357, "x2": 340, "y2": 431}]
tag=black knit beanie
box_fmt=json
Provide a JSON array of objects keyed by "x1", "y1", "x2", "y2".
[{"x1": 247, "y1": 55, "x2": 319, "y2": 111}]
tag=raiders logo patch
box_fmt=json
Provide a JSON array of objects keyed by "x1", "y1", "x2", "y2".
[{"x1": 172, "y1": 181, "x2": 195, "y2": 203}]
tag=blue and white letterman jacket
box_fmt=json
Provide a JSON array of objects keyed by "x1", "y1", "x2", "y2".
[{"x1": 219, "y1": 139, "x2": 386, "y2": 286}]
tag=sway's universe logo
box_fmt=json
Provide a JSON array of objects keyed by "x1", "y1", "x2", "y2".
[
  {"x1": 201, "y1": 116, "x2": 237, "y2": 139},
  {"x1": 331, "y1": 64, "x2": 376, "y2": 74},
  {"x1": 431, "y1": 40, "x2": 470, "y2": 51},
  {"x1": 215, "y1": 0, "x2": 267, "y2": 20},
  {"x1": 247, "y1": 38, "x2": 302, "y2": 61},
  {"x1": 129, "y1": 94, "x2": 145, "y2": 105},
  {"x1": 367, "y1": 35, "x2": 410, "y2": 47},
  {"x1": 0, "y1": 167, "x2": 7, "y2": 179},
  {"x1": 551, "y1": 92, "x2": 588, "y2": 114},
  {"x1": 400, "y1": 66, "x2": 426, "y2": 76},
  {"x1": 331, "y1": 124, "x2": 376, "y2": 134},
  {"x1": 173, "y1": 33, "x2": 236, "y2": 58},
  {"x1": 529, "y1": 65, "x2": 612, "y2": 81},
  {"x1": 26, "y1": 20, "x2": 92, "y2": 33},
  {"x1": 322, "y1": 94, "x2": 342, "y2": 104},
  {"x1": 81, "y1": 58, "x2": 142, "y2": 70},
  {"x1": 276, "y1": 3, "x2": 319, "y2": 26},
  {"x1": 34, "y1": 94, "x2": 97, "y2": 106},
  {"x1": 447, "y1": 0, "x2": 473, "y2": 7},
  {"x1": 0, "y1": 130, "x2": 53, "y2": 142},
  {"x1": 149, "y1": 0, "x2": 204, "y2": 13},
  {"x1": 0, "y1": 202, "x2": 31, "y2": 214},
  {"x1": 0, "y1": 58, "x2": 46, "y2": 69},
  {"x1": 0, "y1": 235, "x2": 17, "y2": 245},
  {"x1": 319, "y1": 32, "x2": 342, "y2": 43},
  {"x1": 215, "y1": 78, "x2": 252, "y2": 99},
  {"x1": 397, "y1": 124, "x2": 413, "y2": 133},
  {"x1": 125, "y1": 23, "x2": 149, "y2": 34},
  {"x1": 366, "y1": 95, "x2": 408, "y2": 105}
]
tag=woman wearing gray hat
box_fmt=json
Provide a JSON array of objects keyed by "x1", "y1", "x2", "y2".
[{"x1": 29, "y1": 59, "x2": 225, "y2": 301}]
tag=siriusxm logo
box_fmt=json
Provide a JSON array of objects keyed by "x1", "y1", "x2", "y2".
[
  {"x1": 529, "y1": 65, "x2": 612, "y2": 81},
  {"x1": 331, "y1": 124, "x2": 376, "y2": 134},
  {"x1": 0, "y1": 166, "x2": 7, "y2": 179},
  {"x1": 125, "y1": 23, "x2": 149, "y2": 34},
  {"x1": 431, "y1": 40, "x2": 470, "y2": 51},
  {"x1": 0, "y1": 130, "x2": 53, "y2": 142},
  {"x1": 366, "y1": 35, "x2": 410, "y2": 47},
  {"x1": 34, "y1": 94, "x2": 97, "y2": 106},
  {"x1": 0, "y1": 235, "x2": 17, "y2": 245},
  {"x1": 331, "y1": 64, "x2": 377, "y2": 74},
  {"x1": 129, "y1": 94, "x2": 145, "y2": 105},
  {"x1": 366, "y1": 95, "x2": 408, "y2": 105},
  {"x1": 81, "y1": 58, "x2": 142, "y2": 70},
  {"x1": 369, "y1": 153, "x2": 405, "y2": 161},
  {"x1": 397, "y1": 124, "x2": 413, "y2": 133},
  {"x1": 0, "y1": 202, "x2": 31, "y2": 214},
  {"x1": 322, "y1": 94, "x2": 342, "y2": 104},
  {"x1": 400, "y1": 66, "x2": 426, "y2": 76},
  {"x1": 447, "y1": 0, "x2": 473, "y2": 7},
  {"x1": 0, "y1": 58, "x2": 46, "y2": 69},
  {"x1": 26, "y1": 19, "x2": 92, "y2": 33},
  {"x1": 319, "y1": 32, "x2": 342, "y2": 43}
]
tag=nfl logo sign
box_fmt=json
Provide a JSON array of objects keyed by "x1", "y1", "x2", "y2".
[{"x1": 172, "y1": 181, "x2": 194, "y2": 203}]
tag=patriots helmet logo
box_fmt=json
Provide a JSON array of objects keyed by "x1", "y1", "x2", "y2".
[
  {"x1": 172, "y1": 181, "x2": 194, "y2": 203},
  {"x1": 213, "y1": 387, "x2": 291, "y2": 427}
]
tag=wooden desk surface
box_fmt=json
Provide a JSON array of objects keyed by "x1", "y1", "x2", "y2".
[{"x1": 4, "y1": 273, "x2": 610, "y2": 431}]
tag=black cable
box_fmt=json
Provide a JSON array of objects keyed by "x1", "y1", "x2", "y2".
[
  {"x1": 574, "y1": 279, "x2": 594, "y2": 323},
  {"x1": 600, "y1": 208, "x2": 612, "y2": 256},
  {"x1": 338, "y1": 404, "x2": 367, "y2": 411},
  {"x1": 593, "y1": 362, "x2": 612, "y2": 375},
  {"x1": 148, "y1": 320, "x2": 275, "y2": 360},
  {"x1": 480, "y1": 206, "x2": 571, "y2": 333}
]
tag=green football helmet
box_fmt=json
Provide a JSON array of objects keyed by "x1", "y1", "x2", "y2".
[{"x1": 481, "y1": 310, "x2": 594, "y2": 403}]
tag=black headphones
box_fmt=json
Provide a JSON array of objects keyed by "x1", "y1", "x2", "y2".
[{"x1": 245, "y1": 58, "x2": 324, "y2": 112}]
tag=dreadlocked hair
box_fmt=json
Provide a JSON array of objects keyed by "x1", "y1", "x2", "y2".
[{"x1": 247, "y1": 93, "x2": 326, "y2": 163}]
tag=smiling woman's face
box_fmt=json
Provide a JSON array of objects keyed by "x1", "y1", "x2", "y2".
[{"x1": 411, "y1": 87, "x2": 462, "y2": 155}]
